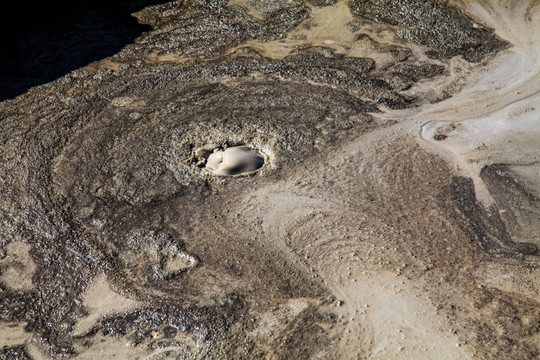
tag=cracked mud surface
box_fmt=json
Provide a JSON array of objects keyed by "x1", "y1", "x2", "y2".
[{"x1": 1, "y1": 0, "x2": 540, "y2": 359}]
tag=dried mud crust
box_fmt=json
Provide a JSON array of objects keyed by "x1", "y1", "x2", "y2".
[
  {"x1": 349, "y1": 0, "x2": 509, "y2": 62},
  {"x1": 0, "y1": 0, "x2": 531, "y2": 359},
  {"x1": 0, "y1": 52, "x2": 380, "y2": 357},
  {"x1": 123, "y1": 0, "x2": 311, "y2": 60}
]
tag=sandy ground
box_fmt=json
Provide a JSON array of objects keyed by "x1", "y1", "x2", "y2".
[
  {"x1": 232, "y1": 123, "x2": 477, "y2": 359},
  {"x1": 230, "y1": 1, "x2": 540, "y2": 358},
  {"x1": 72, "y1": 274, "x2": 140, "y2": 337}
]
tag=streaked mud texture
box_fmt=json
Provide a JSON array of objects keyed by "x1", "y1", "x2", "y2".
[{"x1": 1, "y1": 0, "x2": 539, "y2": 359}]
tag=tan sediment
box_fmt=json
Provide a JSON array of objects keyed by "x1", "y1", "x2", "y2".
[
  {"x1": 72, "y1": 274, "x2": 140, "y2": 336},
  {"x1": 86, "y1": 59, "x2": 125, "y2": 71},
  {"x1": 228, "y1": 0, "x2": 405, "y2": 66},
  {"x1": 0, "y1": 322, "x2": 32, "y2": 348},
  {"x1": 0, "y1": 242, "x2": 36, "y2": 291},
  {"x1": 328, "y1": 272, "x2": 472, "y2": 359},
  {"x1": 72, "y1": 336, "x2": 151, "y2": 360},
  {"x1": 238, "y1": 1, "x2": 357, "y2": 59},
  {"x1": 144, "y1": 49, "x2": 191, "y2": 64}
]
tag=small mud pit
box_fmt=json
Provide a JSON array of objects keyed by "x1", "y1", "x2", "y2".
[
  {"x1": 433, "y1": 134, "x2": 448, "y2": 141},
  {"x1": 433, "y1": 123, "x2": 464, "y2": 141},
  {"x1": 195, "y1": 145, "x2": 266, "y2": 176}
]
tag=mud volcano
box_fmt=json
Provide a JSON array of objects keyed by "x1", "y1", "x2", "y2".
[{"x1": 1, "y1": 0, "x2": 540, "y2": 359}]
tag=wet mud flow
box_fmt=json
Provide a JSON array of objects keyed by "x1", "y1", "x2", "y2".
[{"x1": 1, "y1": 0, "x2": 540, "y2": 359}]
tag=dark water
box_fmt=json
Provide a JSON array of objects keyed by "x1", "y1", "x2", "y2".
[{"x1": 0, "y1": 1, "x2": 168, "y2": 101}]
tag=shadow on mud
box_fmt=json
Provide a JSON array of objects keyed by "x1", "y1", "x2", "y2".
[{"x1": 0, "y1": 0, "x2": 168, "y2": 101}]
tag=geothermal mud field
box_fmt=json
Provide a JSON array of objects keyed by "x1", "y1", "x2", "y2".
[{"x1": 1, "y1": 0, "x2": 540, "y2": 359}]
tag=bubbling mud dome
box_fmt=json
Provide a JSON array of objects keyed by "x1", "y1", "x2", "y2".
[
  {"x1": 2, "y1": 0, "x2": 540, "y2": 359},
  {"x1": 196, "y1": 145, "x2": 266, "y2": 176}
]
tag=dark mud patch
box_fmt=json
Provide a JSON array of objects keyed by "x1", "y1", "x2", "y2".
[
  {"x1": 272, "y1": 306, "x2": 334, "y2": 360},
  {"x1": 451, "y1": 176, "x2": 537, "y2": 256},
  {"x1": 99, "y1": 294, "x2": 244, "y2": 342},
  {"x1": 71, "y1": 293, "x2": 250, "y2": 358},
  {"x1": 350, "y1": 0, "x2": 509, "y2": 62},
  {"x1": 117, "y1": 229, "x2": 197, "y2": 283},
  {"x1": 124, "y1": 0, "x2": 310, "y2": 61},
  {"x1": 433, "y1": 134, "x2": 448, "y2": 141},
  {"x1": 480, "y1": 164, "x2": 540, "y2": 249},
  {"x1": 0, "y1": 345, "x2": 32, "y2": 360},
  {"x1": 465, "y1": 286, "x2": 540, "y2": 360}
]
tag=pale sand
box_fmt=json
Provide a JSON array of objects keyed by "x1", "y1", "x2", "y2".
[
  {"x1": 236, "y1": 125, "x2": 476, "y2": 359},
  {"x1": 223, "y1": 2, "x2": 540, "y2": 358},
  {"x1": 0, "y1": 322, "x2": 32, "y2": 348},
  {"x1": 0, "y1": 241, "x2": 36, "y2": 291},
  {"x1": 416, "y1": 0, "x2": 540, "y2": 203},
  {"x1": 72, "y1": 274, "x2": 140, "y2": 336}
]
